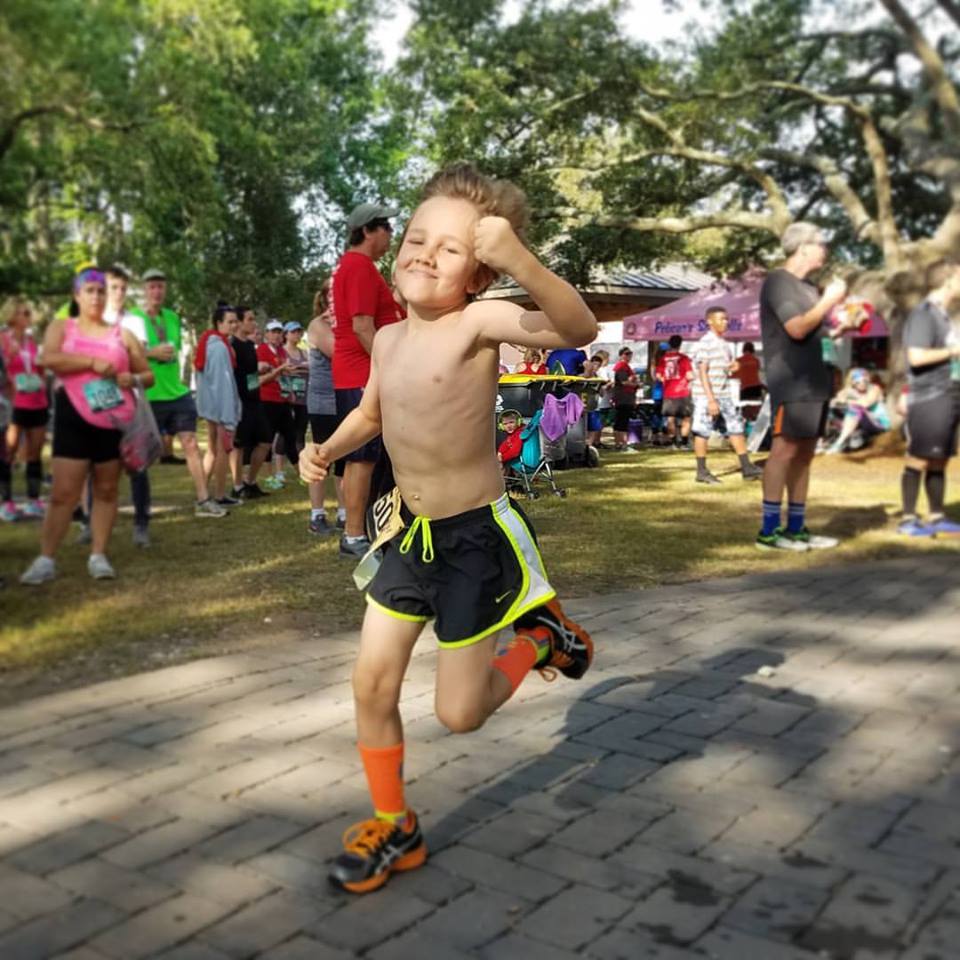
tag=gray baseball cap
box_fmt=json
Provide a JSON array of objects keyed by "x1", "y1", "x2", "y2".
[
  {"x1": 346, "y1": 202, "x2": 399, "y2": 230},
  {"x1": 142, "y1": 267, "x2": 166, "y2": 281}
]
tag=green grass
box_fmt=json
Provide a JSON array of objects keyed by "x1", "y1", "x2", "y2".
[{"x1": 1, "y1": 445, "x2": 958, "y2": 703}]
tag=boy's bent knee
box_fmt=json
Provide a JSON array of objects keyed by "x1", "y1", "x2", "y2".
[{"x1": 435, "y1": 701, "x2": 487, "y2": 734}]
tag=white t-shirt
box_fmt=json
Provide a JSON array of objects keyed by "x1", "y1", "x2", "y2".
[{"x1": 104, "y1": 305, "x2": 147, "y2": 344}]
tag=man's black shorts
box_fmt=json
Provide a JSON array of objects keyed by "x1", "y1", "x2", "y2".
[
  {"x1": 309, "y1": 413, "x2": 345, "y2": 478},
  {"x1": 150, "y1": 395, "x2": 197, "y2": 436},
  {"x1": 662, "y1": 397, "x2": 693, "y2": 418},
  {"x1": 335, "y1": 387, "x2": 381, "y2": 463},
  {"x1": 740, "y1": 385, "x2": 764, "y2": 401},
  {"x1": 906, "y1": 390, "x2": 959, "y2": 460},
  {"x1": 772, "y1": 399, "x2": 829, "y2": 440},
  {"x1": 52, "y1": 390, "x2": 122, "y2": 464},
  {"x1": 235, "y1": 400, "x2": 273, "y2": 449},
  {"x1": 613, "y1": 404, "x2": 634, "y2": 433},
  {"x1": 367, "y1": 494, "x2": 555, "y2": 647}
]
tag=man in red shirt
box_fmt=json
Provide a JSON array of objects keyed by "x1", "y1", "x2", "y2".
[
  {"x1": 331, "y1": 202, "x2": 404, "y2": 557},
  {"x1": 655, "y1": 334, "x2": 694, "y2": 449}
]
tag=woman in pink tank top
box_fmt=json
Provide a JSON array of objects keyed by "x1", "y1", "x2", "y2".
[
  {"x1": 20, "y1": 268, "x2": 154, "y2": 586},
  {"x1": 0, "y1": 298, "x2": 49, "y2": 521}
]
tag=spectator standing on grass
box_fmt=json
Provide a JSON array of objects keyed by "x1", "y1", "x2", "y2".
[
  {"x1": 229, "y1": 307, "x2": 272, "y2": 499},
  {"x1": 307, "y1": 283, "x2": 346, "y2": 534},
  {"x1": 20, "y1": 268, "x2": 154, "y2": 585},
  {"x1": 196, "y1": 303, "x2": 242, "y2": 507},
  {"x1": 277, "y1": 320, "x2": 309, "y2": 474},
  {"x1": 690, "y1": 307, "x2": 763, "y2": 484},
  {"x1": 258, "y1": 319, "x2": 298, "y2": 490},
  {"x1": 898, "y1": 259, "x2": 960, "y2": 537},
  {"x1": 756, "y1": 222, "x2": 852, "y2": 552},
  {"x1": 656, "y1": 334, "x2": 693, "y2": 449},
  {"x1": 0, "y1": 297, "x2": 47, "y2": 521},
  {"x1": 131, "y1": 268, "x2": 226, "y2": 518},
  {"x1": 331, "y1": 202, "x2": 404, "y2": 558},
  {"x1": 612, "y1": 346, "x2": 639, "y2": 451}
]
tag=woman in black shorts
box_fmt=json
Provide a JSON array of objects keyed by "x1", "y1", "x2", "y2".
[{"x1": 20, "y1": 269, "x2": 153, "y2": 585}]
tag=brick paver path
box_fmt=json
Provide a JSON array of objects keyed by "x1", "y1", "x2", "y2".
[{"x1": 1, "y1": 555, "x2": 959, "y2": 959}]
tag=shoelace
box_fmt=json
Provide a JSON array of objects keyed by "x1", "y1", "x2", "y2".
[{"x1": 341, "y1": 817, "x2": 399, "y2": 857}]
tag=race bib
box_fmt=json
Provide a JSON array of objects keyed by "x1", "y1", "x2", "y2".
[
  {"x1": 246, "y1": 372, "x2": 260, "y2": 391},
  {"x1": 15, "y1": 373, "x2": 43, "y2": 394},
  {"x1": 278, "y1": 375, "x2": 293, "y2": 397},
  {"x1": 353, "y1": 487, "x2": 405, "y2": 591},
  {"x1": 83, "y1": 379, "x2": 124, "y2": 412},
  {"x1": 290, "y1": 376, "x2": 307, "y2": 395}
]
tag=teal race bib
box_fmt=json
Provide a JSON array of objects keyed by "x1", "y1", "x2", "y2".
[
  {"x1": 290, "y1": 376, "x2": 306, "y2": 395},
  {"x1": 15, "y1": 373, "x2": 43, "y2": 394},
  {"x1": 83, "y1": 379, "x2": 124, "y2": 412},
  {"x1": 246, "y1": 372, "x2": 260, "y2": 391},
  {"x1": 279, "y1": 375, "x2": 293, "y2": 397}
]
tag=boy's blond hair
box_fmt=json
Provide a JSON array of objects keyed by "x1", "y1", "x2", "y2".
[{"x1": 419, "y1": 163, "x2": 530, "y2": 296}]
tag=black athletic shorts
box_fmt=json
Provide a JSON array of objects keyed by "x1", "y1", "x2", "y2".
[
  {"x1": 335, "y1": 387, "x2": 381, "y2": 463},
  {"x1": 740, "y1": 385, "x2": 764, "y2": 401},
  {"x1": 52, "y1": 390, "x2": 122, "y2": 464},
  {"x1": 12, "y1": 406, "x2": 48, "y2": 429},
  {"x1": 367, "y1": 494, "x2": 556, "y2": 647},
  {"x1": 309, "y1": 413, "x2": 345, "y2": 478},
  {"x1": 772, "y1": 399, "x2": 829, "y2": 440},
  {"x1": 613, "y1": 404, "x2": 634, "y2": 432},
  {"x1": 662, "y1": 397, "x2": 693, "y2": 418},
  {"x1": 906, "y1": 390, "x2": 959, "y2": 460},
  {"x1": 235, "y1": 400, "x2": 273, "y2": 449},
  {"x1": 150, "y1": 394, "x2": 198, "y2": 436}
]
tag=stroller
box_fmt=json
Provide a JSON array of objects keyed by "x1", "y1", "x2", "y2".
[{"x1": 499, "y1": 408, "x2": 567, "y2": 500}]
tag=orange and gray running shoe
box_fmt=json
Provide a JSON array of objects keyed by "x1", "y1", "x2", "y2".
[
  {"x1": 516, "y1": 599, "x2": 594, "y2": 679},
  {"x1": 328, "y1": 812, "x2": 427, "y2": 894}
]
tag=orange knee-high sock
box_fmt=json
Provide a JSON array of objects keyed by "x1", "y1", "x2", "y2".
[
  {"x1": 491, "y1": 627, "x2": 550, "y2": 695},
  {"x1": 359, "y1": 742, "x2": 407, "y2": 823}
]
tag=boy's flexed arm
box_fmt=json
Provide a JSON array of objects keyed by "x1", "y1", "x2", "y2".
[
  {"x1": 468, "y1": 217, "x2": 597, "y2": 349},
  {"x1": 299, "y1": 357, "x2": 383, "y2": 482}
]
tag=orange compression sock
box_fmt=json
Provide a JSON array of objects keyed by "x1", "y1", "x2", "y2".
[
  {"x1": 491, "y1": 627, "x2": 550, "y2": 694},
  {"x1": 359, "y1": 742, "x2": 407, "y2": 823}
]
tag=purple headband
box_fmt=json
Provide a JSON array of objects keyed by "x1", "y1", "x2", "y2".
[{"x1": 73, "y1": 268, "x2": 106, "y2": 292}]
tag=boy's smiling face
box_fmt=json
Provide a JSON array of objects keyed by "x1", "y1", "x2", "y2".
[{"x1": 395, "y1": 196, "x2": 483, "y2": 311}]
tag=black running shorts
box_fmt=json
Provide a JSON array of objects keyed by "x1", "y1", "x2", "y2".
[
  {"x1": 235, "y1": 400, "x2": 273, "y2": 449},
  {"x1": 367, "y1": 494, "x2": 556, "y2": 647},
  {"x1": 335, "y1": 387, "x2": 381, "y2": 463},
  {"x1": 52, "y1": 390, "x2": 122, "y2": 464},
  {"x1": 662, "y1": 397, "x2": 693, "y2": 418},
  {"x1": 906, "y1": 390, "x2": 959, "y2": 460},
  {"x1": 772, "y1": 399, "x2": 829, "y2": 440},
  {"x1": 11, "y1": 406, "x2": 48, "y2": 429}
]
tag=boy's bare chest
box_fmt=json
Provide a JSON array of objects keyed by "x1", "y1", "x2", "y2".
[{"x1": 380, "y1": 333, "x2": 489, "y2": 408}]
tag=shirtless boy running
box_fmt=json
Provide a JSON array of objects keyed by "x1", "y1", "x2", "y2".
[{"x1": 299, "y1": 164, "x2": 597, "y2": 894}]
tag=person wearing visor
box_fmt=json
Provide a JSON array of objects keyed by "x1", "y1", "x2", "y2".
[
  {"x1": 257, "y1": 318, "x2": 298, "y2": 489},
  {"x1": 20, "y1": 268, "x2": 154, "y2": 584},
  {"x1": 331, "y1": 202, "x2": 405, "y2": 558}
]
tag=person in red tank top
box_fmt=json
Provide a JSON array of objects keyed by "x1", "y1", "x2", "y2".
[{"x1": 20, "y1": 268, "x2": 153, "y2": 585}]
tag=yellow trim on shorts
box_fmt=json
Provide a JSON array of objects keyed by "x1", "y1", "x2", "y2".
[
  {"x1": 437, "y1": 499, "x2": 556, "y2": 649},
  {"x1": 365, "y1": 595, "x2": 430, "y2": 623}
]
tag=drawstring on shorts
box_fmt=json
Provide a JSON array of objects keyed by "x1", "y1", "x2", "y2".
[{"x1": 398, "y1": 515, "x2": 434, "y2": 563}]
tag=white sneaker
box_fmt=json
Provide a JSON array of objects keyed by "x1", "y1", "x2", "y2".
[
  {"x1": 20, "y1": 555, "x2": 56, "y2": 585},
  {"x1": 195, "y1": 498, "x2": 228, "y2": 518},
  {"x1": 88, "y1": 554, "x2": 117, "y2": 580},
  {"x1": 755, "y1": 529, "x2": 810, "y2": 552},
  {"x1": 786, "y1": 528, "x2": 840, "y2": 550}
]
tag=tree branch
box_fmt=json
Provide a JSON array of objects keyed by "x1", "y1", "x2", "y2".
[
  {"x1": 595, "y1": 210, "x2": 781, "y2": 236},
  {"x1": 0, "y1": 104, "x2": 143, "y2": 163},
  {"x1": 936, "y1": 0, "x2": 960, "y2": 29},
  {"x1": 877, "y1": 0, "x2": 960, "y2": 138}
]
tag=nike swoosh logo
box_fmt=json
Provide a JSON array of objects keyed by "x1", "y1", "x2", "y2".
[{"x1": 495, "y1": 590, "x2": 514, "y2": 604}]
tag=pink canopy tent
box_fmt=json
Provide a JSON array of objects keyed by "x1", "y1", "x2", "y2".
[{"x1": 623, "y1": 273, "x2": 888, "y2": 342}]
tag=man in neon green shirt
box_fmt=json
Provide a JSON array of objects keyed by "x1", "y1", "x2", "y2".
[{"x1": 131, "y1": 268, "x2": 226, "y2": 518}]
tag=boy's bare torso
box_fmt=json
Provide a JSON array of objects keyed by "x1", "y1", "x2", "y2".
[{"x1": 375, "y1": 311, "x2": 505, "y2": 519}]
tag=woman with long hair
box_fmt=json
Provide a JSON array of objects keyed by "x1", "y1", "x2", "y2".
[
  {"x1": 196, "y1": 303, "x2": 242, "y2": 505},
  {"x1": 20, "y1": 268, "x2": 153, "y2": 584},
  {"x1": 0, "y1": 298, "x2": 48, "y2": 521}
]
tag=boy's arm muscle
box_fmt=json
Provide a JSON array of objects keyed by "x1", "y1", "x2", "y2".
[{"x1": 467, "y1": 217, "x2": 596, "y2": 349}]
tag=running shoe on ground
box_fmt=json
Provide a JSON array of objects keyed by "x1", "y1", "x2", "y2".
[
  {"x1": 132, "y1": 525, "x2": 151, "y2": 548},
  {"x1": 515, "y1": 598, "x2": 594, "y2": 680},
  {"x1": 0, "y1": 501, "x2": 20, "y2": 523},
  {"x1": 309, "y1": 515, "x2": 335, "y2": 536},
  {"x1": 783, "y1": 527, "x2": 839, "y2": 549},
  {"x1": 21, "y1": 555, "x2": 55, "y2": 585},
  {"x1": 329, "y1": 812, "x2": 427, "y2": 894},
  {"x1": 88, "y1": 554, "x2": 117, "y2": 580},
  {"x1": 929, "y1": 517, "x2": 960, "y2": 537},
  {"x1": 339, "y1": 535, "x2": 371, "y2": 558},
  {"x1": 241, "y1": 483, "x2": 268, "y2": 500},
  {"x1": 20, "y1": 498, "x2": 45, "y2": 519},
  {"x1": 195, "y1": 498, "x2": 228, "y2": 518},
  {"x1": 696, "y1": 471, "x2": 722, "y2": 485},
  {"x1": 741, "y1": 463, "x2": 764, "y2": 480},
  {"x1": 897, "y1": 518, "x2": 934, "y2": 537},
  {"x1": 216, "y1": 495, "x2": 242, "y2": 506},
  {"x1": 755, "y1": 528, "x2": 810, "y2": 552}
]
